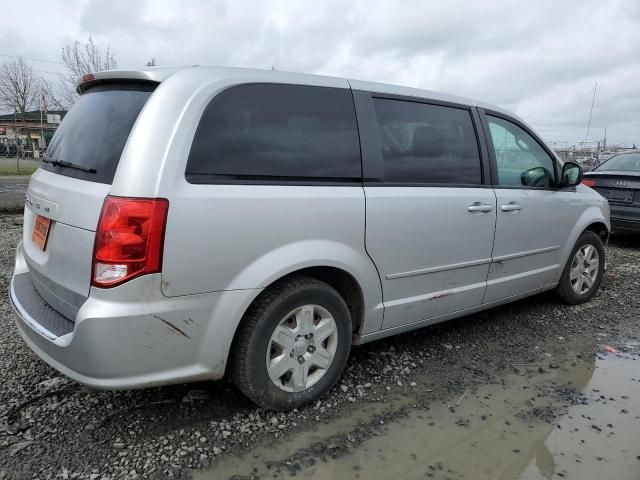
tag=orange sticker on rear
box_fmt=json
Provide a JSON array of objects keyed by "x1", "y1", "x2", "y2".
[{"x1": 32, "y1": 215, "x2": 51, "y2": 250}]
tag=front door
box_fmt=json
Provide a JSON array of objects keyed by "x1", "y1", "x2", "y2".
[
  {"x1": 482, "y1": 113, "x2": 582, "y2": 303},
  {"x1": 360, "y1": 95, "x2": 497, "y2": 330}
]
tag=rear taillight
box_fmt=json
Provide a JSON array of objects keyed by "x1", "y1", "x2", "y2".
[
  {"x1": 92, "y1": 196, "x2": 169, "y2": 288},
  {"x1": 582, "y1": 179, "x2": 596, "y2": 187}
]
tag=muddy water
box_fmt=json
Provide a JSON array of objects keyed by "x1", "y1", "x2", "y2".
[{"x1": 194, "y1": 352, "x2": 640, "y2": 480}]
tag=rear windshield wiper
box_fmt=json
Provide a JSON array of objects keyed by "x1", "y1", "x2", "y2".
[{"x1": 42, "y1": 157, "x2": 97, "y2": 174}]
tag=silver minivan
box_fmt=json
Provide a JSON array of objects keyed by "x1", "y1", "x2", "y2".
[{"x1": 10, "y1": 66, "x2": 610, "y2": 410}]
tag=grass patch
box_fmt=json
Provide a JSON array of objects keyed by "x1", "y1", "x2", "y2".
[{"x1": 0, "y1": 165, "x2": 38, "y2": 176}]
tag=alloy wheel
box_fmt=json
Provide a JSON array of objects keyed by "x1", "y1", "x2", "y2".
[
  {"x1": 569, "y1": 244, "x2": 599, "y2": 295},
  {"x1": 266, "y1": 304, "x2": 339, "y2": 392}
]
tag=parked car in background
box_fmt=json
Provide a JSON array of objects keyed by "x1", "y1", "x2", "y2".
[
  {"x1": 572, "y1": 156, "x2": 595, "y2": 172},
  {"x1": 10, "y1": 67, "x2": 610, "y2": 411},
  {"x1": 583, "y1": 151, "x2": 640, "y2": 233}
]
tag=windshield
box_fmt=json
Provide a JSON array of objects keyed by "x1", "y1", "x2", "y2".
[
  {"x1": 42, "y1": 82, "x2": 156, "y2": 184},
  {"x1": 596, "y1": 153, "x2": 640, "y2": 172}
]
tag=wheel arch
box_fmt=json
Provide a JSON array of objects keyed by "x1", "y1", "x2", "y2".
[
  {"x1": 560, "y1": 207, "x2": 610, "y2": 267},
  {"x1": 224, "y1": 239, "x2": 382, "y2": 330},
  {"x1": 228, "y1": 265, "x2": 367, "y2": 356},
  {"x1": 271, "y1": 266, "x2": 365, "y2": 337},
  {"x1": 584, "y1": 221, "x2": 609, "y2": 244}
]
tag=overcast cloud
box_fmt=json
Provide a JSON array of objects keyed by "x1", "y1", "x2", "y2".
[{"x1": 1, "y1": 0, "x2": 638, "y2": 145}]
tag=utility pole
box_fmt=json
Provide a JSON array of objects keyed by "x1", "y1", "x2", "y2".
[
  {"x1": 584, "y1": 82, "x2": 598, "y2": 144},
  {"x1": 14, "y1": 108, "x2": 18, "y2": 172},
  {"x1": 603, "y1": 126, "x2": 607, "y2": 151},
  {"x1": 40, "y1": 94, "x2": 44, "y2": 158}
]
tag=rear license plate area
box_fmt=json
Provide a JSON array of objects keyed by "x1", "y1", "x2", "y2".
[{"x1": 603, "y1": 189, "x2": 634, "y2": 204}]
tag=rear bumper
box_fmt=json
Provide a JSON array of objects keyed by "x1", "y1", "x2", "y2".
[
  {"x1": 611, "y1": 218, "x2": 640, "y2": 232},
  {"x1": 9, "y1": 244, "x2": 261, "y2": 389},
  {"x1": 610, "y1": 205, "x2": 640, "y2": 232}
]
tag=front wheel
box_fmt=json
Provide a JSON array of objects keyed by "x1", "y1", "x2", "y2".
[
  {"x1": 556, "y1": 231, "x2": 605, "y2": 304},
  {"x1": 231, "y1": 276, "x2": 352, "y2": 411}
]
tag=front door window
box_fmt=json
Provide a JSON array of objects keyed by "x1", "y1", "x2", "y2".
[{"x1": 487, "y1": 115, "x2": 556, "y2": 188}]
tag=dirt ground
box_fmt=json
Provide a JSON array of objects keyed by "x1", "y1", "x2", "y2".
[{"x1": 0, "y1": 213, "x2": 638, "y2": 479}]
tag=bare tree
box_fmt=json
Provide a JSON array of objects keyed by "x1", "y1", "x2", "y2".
[
  {"x1": 0, "y1": 57, "x2": 38, "y2": 117},
  {"x1": 40, "y1": 78, "x2": 67, "y2": 111},
  {"x1": 59, "y1": 36, "x2": 117, "y2": 105}
]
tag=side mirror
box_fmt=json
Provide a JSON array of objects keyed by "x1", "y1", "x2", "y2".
[
  {"x1": 521, "y1": 166, "x2": 553, "y2": 188},
  {"x1": 561, "y1": 162, "x2": 583, "y2": 187}
]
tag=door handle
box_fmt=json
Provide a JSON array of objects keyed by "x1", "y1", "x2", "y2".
[
  {"x1": 467, "y1": 202, "x2": 494, "y2": 213},
  {"x1": 501, "y1": 202, "x2": 522, "y2": 212}
]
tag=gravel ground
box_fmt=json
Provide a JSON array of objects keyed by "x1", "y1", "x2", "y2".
[
  {"x1": 0, "y1": 213, "x2": 639, "y2": 479},
  {"x1": 0, "y1": 178, "x2": 30, "y2": 212}
]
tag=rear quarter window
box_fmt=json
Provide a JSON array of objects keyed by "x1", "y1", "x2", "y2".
[
  {"x1": 43, "y1": 82, "x2": 155, "y2": 184},
  {"x1": 186, "y1": 84, "x2": 362, "y2": 183}
]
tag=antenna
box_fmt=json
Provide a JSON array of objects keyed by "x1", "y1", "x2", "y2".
[{"x1": 584, "y1": 81, "x2": 597, "y2": 144}]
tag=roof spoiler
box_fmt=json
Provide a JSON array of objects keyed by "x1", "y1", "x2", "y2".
[{"x1": 76, "y1": 67, "x2": 184, "y2": 94}]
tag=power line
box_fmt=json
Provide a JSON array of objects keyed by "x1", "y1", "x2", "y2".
[
  {"x1": 33, "y1": 68, "x2": 65, "y2": 76},
  {"x1": 0, "y1": 53, "x2": 63, "y2": 65},
  {"x1": 0, "y1": 53, "x2": 66, "y2": 76}
]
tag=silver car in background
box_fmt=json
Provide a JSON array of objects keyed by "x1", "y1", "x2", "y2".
[{"x1": 9, "y1": 66, "x2": 609, "y2": 410}]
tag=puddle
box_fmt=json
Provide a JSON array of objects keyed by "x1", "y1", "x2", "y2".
[{"x1": 194, "y1": 352, "x2": 640, "y2": 480}]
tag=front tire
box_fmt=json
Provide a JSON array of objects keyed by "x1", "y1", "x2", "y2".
[
  {"x1": 231, "y1": 276, "x2": 352, "y2": 411},
  {"x1": 556, "y1": 231, "x2": 605, "y2": 304}
]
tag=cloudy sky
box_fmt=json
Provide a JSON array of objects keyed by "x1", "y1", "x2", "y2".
[{"x1": 2, "y1": 0, "x2": 639, "y2": 145}]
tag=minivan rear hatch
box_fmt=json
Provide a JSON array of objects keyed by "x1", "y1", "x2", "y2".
[{"x1": 23, "y1": 81, "x2": 156, "y2": 321}]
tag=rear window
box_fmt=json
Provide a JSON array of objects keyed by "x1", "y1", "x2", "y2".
[
  {"x1": 596, "y1": 153, "x2": 640, "y2": 172},
  {"x1": 42, "y1": 82, "x2": 155, "y2": 184},
  {"x1": 186, "y1": 84, "x2": 362, "y2": 183}
]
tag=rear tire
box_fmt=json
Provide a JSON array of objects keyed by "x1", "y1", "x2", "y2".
[
  {"x1": 231, "y1": 276, "x2": 352, "y2": 411},
  {"x1": 556, "y1": 231, "x2": 605, "y2": 304}
]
